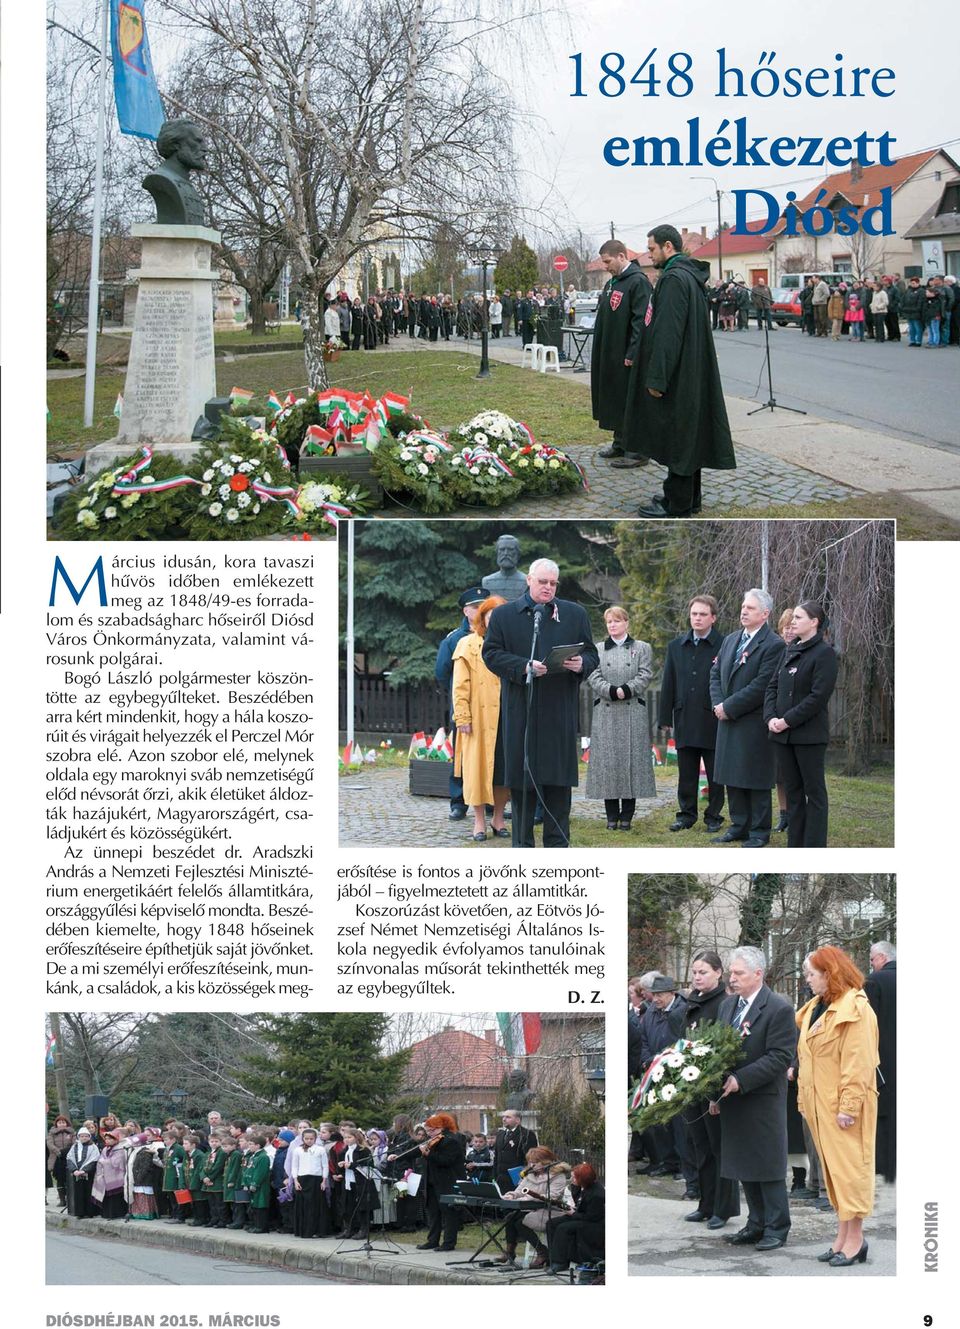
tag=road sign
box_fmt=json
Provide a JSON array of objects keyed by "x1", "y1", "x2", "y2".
[{"x1": 553, "y1": 254, "x2": 569, "y2": 272}]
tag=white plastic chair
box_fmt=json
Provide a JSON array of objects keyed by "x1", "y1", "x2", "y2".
[
  {"x1": 539, "y1": 345, "x2": 560, "y2": 373},
  {"x1": 520, "y1": 342, "x2": 540, "y2": 369}
]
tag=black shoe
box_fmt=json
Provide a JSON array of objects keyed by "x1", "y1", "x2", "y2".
[
  {"x1": 618, "y1": 820, "x2": 633, "y2": 831},
  {"x1": 648, "y1": 1164, "x2": 676, "y2": 1178},
  {"x1": 597, "y1": 443, "x2": 624, "y2": 458},
  {"x1": 711, "y1": 830, "x2": 746, "y2": 843},
  {"x1": 670, "y1": 819, "x2": 695, "y2": 832},
  {"x1": 682, "y1": 1188, "x2": 700, "y2": 1201},
  {"x1": 724, "y1": 1228, "x2": 763, "y2": 1245},
  {"x1": 416, "y1": 1242, "x2": 440, "y2": 1250},
  {"x1": 635, "y1": 1163, "x2": 655, "y2": 1175},
  {"x1": 610, "y1": 455, "x2": 649, "y2": 468},
  {"x1": 817, "y1": 1247, "x2": 841, "y2": 1262},
  {"x1": 775, "y1": 812, "x2": 789, "y2": 832},
  {"x1": 437, "y1": 1243, "x2": 457, "y2": 1252},
  {"x1": 742, "y1": 837, "x2": 770, "y2": 848},
  {"x1": 704, "y1": 817, "x2": 725, "y2": 833},
  {"x1": 684, "y1": 1210, "x2": 708, "y2": 1222},
  {"x1": 790, "y1": 1187, "x2": 819, "y2": 1201},
  {"x1": 606, "y1": 820, "x2": 619, "y2": 831},
  {"x1": 448, "y1": 806, "x2": 467, "y2": 821},
  {"x1": 813, "y1": 1197, "x2": 834, "y2": 1211},
  {"x1": 756, "y1": 1236, "x2": 787, "y2": 1251},
  {"x1": 636, "y1": 498, "x2": 692, "y2": 518},
  {"x1": 706, "y1": 1217, "x2": 728, "y2": 1230}
]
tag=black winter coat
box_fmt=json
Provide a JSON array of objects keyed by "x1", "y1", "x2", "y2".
[
  {"x1": 624, "y1": 255, "x2": 735, "y2": 476},
  {"x1": 710, "y1": 622, "x2": 785, "y2": 789},
  {"x1": 684, "y1": 982, "x2": 728, "y2": 1033},
  {"x1": 763, "y1": 632, "x2": 838, "y2": 746},
  {"x1": 482, "y1": 593, "x2": 598, "y2": 788},
  {"x1": 864, "y1": 961, "x2": 896, "y2": 1181},
  {"x1": 639, "y1": 993, "x2": 688, "y2": 1065},
  {"x1": 900, "y1": 286, "x2": 925, "y2": 319},
  {"x1": 658, "y1": 627, "x2": 724, "y2": 749},
  {"x1": 422, "y1": 1132, "x2": 466, "y2": 1200},
  {"x1": 717, "y1": 986, "x2": 797, "y2": 1183},
  {"x1": 590, "y1": 261, "x2": 652, "y2": 430},
  {"x1": 494, "y1": 1125, "x2": 538, "y2": 1189},
  {"x1": 923, "y1": 290, "x2": 946, "y2": 323}
]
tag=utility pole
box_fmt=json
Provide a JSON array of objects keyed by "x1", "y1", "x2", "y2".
[{"x1": 610, "y1": 221, "x2": 616, "y2": 240}]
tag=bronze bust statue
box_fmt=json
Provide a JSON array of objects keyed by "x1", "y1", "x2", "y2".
[
  {"x1": 482, "y1": 534, "x2": 527, "y2": 601},
  {"x1": 142, "y1": 119, "x2": 208, "y2": 226}
]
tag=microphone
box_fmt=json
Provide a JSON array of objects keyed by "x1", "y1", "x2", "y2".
[{"x1": 533, "y1": 605, "x2": 543, "y2": 630}]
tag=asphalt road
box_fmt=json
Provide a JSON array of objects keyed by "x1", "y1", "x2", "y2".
[
  {"x1": 46, "y1": 1230, "x2": 345, "y2": 1285},
  {"x1": 712, "y1": 325, "x2": 959, "y2": 453}
]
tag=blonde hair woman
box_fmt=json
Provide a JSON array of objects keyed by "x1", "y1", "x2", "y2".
[{"x1": 584, "y1": 605, "x2": 655, "y2": 831}]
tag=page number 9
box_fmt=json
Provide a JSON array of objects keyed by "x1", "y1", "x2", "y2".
[{"x1": 924, "y1": 1317, "x2": 933, "y2": 1326}]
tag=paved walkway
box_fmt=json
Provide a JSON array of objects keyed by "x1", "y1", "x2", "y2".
[
  {"x1": 628, "y1": 1180, "x2": 896, "y2": 1277},
  {"x1": 45, "y1": 1207, "x2": 565, "y2": 1287},
  {"x1": 339, "y1": 765, "x2": 672, "y2": 847}
]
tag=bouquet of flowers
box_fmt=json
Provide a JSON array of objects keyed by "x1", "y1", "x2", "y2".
[
  {"x1": 292, "y1": 478, "x2": 372, "y2": 535},
  {"x1": 504, "y1": 441, "x2": 587, "y2": 497},
  {"x1": 448, "y1": 409, "x2": 528, "y2": 450},
  {"x1": 629, "y1": 1021, "x2": 746, "y2": 1132}
]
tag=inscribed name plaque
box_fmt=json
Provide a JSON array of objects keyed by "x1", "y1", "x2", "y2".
[{"x1": 116, "y1": 223, "x2": 221, "y2": 448}]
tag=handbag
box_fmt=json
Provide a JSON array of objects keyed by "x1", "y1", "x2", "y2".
[{"x1": 173, "y1": 1188, "x2": 192, "y2": 1205}]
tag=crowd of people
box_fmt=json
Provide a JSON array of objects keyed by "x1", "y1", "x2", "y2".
[
  {"x1": 436, "y1": 564, "x2": 840, "y2": 848},
  {"x1": 629, "y1": 941, "x2": 896, "y2": 1264},
  {"x1": 317, "y1": 284, "x2": 578, "y2": 353},
  {"x1": 45, "y1": 1106, "x2": 603, "y2": 1275}
]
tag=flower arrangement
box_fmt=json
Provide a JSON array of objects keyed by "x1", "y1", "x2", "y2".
[
  {"x1": 628, "y1": 1021, "x2": 746, "y2": 1131},
  {"x1": 504, "y1": 442, "x2": 587, "y2": 497},
  {"x1": 446, "y1": 445, "x2": 524, "y2": 508},
  {"x1": 184, "y1": 428, "x2": 298, "y2": 540},
  {"x1": 53, "y1": 450, "x2": 201, "y2": 541},
  {"x1": 448, "y1": 409, "x2": 528, "y2": 450},
  {"x1": 372, "y1": 436, "x2": 456, "y2": 513},
  {"x1": 294, "y1": 478, "x2": 372, "y2": 534}
]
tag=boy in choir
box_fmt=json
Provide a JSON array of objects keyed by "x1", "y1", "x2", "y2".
[
  {"x1": 220, "y1": 1134, "x2": 242, "y2": 1228},
  {"x1": 182, "y1": 1133, "x2": 209, "y2": 1226},
  {"x1": 159, "y1": 1128, "x2": 186, "y2": 1223},
  {"x1": 242, "y1": 1134, "x2": 273, "y2": 1234},
  {"x1": 228, "y1": 1134, "x2": 253, "y2": 1230},
  {"x1": 201, "y1": 1132, "x2": 226, "y2": 1227}
]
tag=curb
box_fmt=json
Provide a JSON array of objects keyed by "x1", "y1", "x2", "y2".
[{"x1": 45, "y1": 1210, "x2": 529, "y2": 1286}]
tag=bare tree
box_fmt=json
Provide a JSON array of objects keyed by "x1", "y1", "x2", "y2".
[{"x1": 159, "y1": 0, "x2": 536, "y2": 388}]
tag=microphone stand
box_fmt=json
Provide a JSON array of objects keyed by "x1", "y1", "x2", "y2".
[
  {"x1": 747, "y1": 310, "x2": 807, "y2": 418},
  {"x1": 335, "y1": 1151, "x2": 399, "y2": 1257},
  {"x1": 521, "y1": 606, "x2": 543, "y2": 849}
]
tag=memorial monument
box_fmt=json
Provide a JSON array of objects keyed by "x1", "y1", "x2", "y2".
[
  {"x1": 86, "y1": 120, "x2": 222, "y2": 473},
  {"x1": 481, "y1": 534, "x2": 527, "y2": 601}
]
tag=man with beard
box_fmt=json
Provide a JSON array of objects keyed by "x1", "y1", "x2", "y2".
[
  {"x1": 591, "y1": 239, "x2": 652, "y2": 468},
  {"x1": 482, "y1": 558, "x2": 598, "y2": 847},
  {"x1": 628, "y1": 225, "x2": 736, "y2": 517}
]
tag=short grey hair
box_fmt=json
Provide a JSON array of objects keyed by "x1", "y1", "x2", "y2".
[
  {"x1": 528, "y1": 557, "x2": 559, "y2": 579},
  {"x1": 726, "y1": 945, "x2": 766, "y2": 975},
  {"x1": 744, "y1": 588, "x2": 773, "y2": 615},
  {"x1": 638, "y1": 970, "x2": 663, "y2": 989},
  {"x1": 870, "y1": 940, "x2": 897, "y2": 961}
]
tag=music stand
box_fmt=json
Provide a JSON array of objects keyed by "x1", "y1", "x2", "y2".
[{"x1": 335, "y1": 1166, "x2": 401, "y2": 1258}]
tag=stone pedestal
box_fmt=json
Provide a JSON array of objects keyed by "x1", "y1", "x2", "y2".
[{"x1": 87, "y1": 223, "x2": 221, "y2": 475}]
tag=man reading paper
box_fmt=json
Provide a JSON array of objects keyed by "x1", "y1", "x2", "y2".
[{"x1": 482, "y1": 559, "x2": 598, "y2": 848}]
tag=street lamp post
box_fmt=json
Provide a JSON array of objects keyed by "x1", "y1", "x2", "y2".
[
  {"x1": 474, "y1": 250, "x2": 500, "y2": 379},
  {"x1": 692, "y1": 176, "x2": 724, "y2": 283}
]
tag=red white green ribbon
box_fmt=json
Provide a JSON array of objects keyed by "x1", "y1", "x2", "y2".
[
  {"x1": 110, "y1": 447, "x2": 203, "y2": 497},
  {"x1": 460, "y1": 446, "x2": 514, "y2": 477},
  {"x1": 631, "y1": 1037, "x2": 696, "y2": 1109}
]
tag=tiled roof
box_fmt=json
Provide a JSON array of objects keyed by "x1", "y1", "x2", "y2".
[
  {"x1": 401, "y1": 1028, "x2": 507, "y2": 1092},
  {"x1": 691, "y1": 223, "x2": 773, "y2": 258},
  {"x1": 768, "y1": 150, "x2": 942, "y2": 235}
]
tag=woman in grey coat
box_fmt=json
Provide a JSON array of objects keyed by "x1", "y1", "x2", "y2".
[{"x1": 585, "y1": 605, "x2": 656, "y2": 830}]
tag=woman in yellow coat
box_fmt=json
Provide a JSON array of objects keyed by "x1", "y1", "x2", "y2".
[
  {"x1": 796, "y1": 945, "x2": 879, "y2": 1267},
  {"x1": 452, "y1": 595, "x2": 508, "y2": 841}
]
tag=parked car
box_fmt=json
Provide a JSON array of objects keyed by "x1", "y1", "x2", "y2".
[{"x1": 771, "y1": 287, "x2": 802, "y2": 327}]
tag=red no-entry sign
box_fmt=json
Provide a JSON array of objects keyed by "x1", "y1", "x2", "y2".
[{"x1": 553, "y1": 254, "x2": 569, "y2": 272}]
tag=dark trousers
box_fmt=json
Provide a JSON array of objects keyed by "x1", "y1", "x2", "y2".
[
  {"x1": 727, "y1": 785, "x2": 772, "y2": 841},
  {"x1": 885, "y1": 310, "x2": 901, "y2": 340},
  {"x1": 778, "y1": 744, "x2": 829, "y2": 846},
  {"x1": 676, "y1": 746, "x2": 724, "y2": 823},
  {"x1": 230, "y1": 1201, "x2": 248, "y2": 1229},
  {"x1": 206, "y1": 1193, "x2": 224, "y2": 1225},
  {"x1": 686, "y1": 1108, "x2": 740, "y2": 1219},
  {"x1": 662, "y1": 469, "x2": 701, "y2": 516},
  {"x1": 741, "y1": 1179, "x2": 790, "y2": 1241},
  {"x1": 425, "y1": 1190, "x2": 459, "y2": 1248},
  {"x1": 604, "y1": 798, "x2": 636, "y2": 823},
  {"x1": 449, "y1": 720, "x2": 465, "y2": 810},
  {"x1": 511, "y1": 784, "x2": 571, "y2": 847},
  {"x1": 188, "y1": 1196, "x2": 209, "y2": 1225},
  {"x1": 813, "y1": 304, "x2": 829, "y2": 336},
  {"x1": 250, "y1": 1205, "x2": 270, "y2": 1233}
]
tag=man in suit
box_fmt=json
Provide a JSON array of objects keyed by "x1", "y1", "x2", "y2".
[
  {"x1": 658, "y1": 593, "x2": 726, "y2": 834},
  {"x1": 709, "y1": 588, "x2": 785, "y2": 846},
  {"x1": 865, "y1": 941, "x2": 897, "y2": 1184},
  {"x1": 492, "y1": 1110, "x2": 539, "y2": 1263},
  {"x1": 712, "y1": 946, "x2": 797, "y2": 1252},
  {"x1": 482, "y1": 559, "x2": 599, "y2": 847}
]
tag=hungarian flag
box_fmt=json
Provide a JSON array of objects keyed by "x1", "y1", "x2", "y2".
[
  {"x1": 497, "y1": 1013, "x2": 542, "y2": 1058},
  {"x1": 666, "y1": 738, "x2": 678, "y2": 763},
  {"x1": 46, "y1": 1034, "x2": 57, "y2": 1066},
  {"x1": 229, "y1": 386, "x2": 254, "y2": 402},
  {"x1": 408, "y1": 731, "x2": 427, "y2": 757},
  {"x1": 113, "y1": 393, "x2": 124, "y2": 418},
  {"x1": 266, "y1": 391, "x2": 283, "y2": 413}
]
